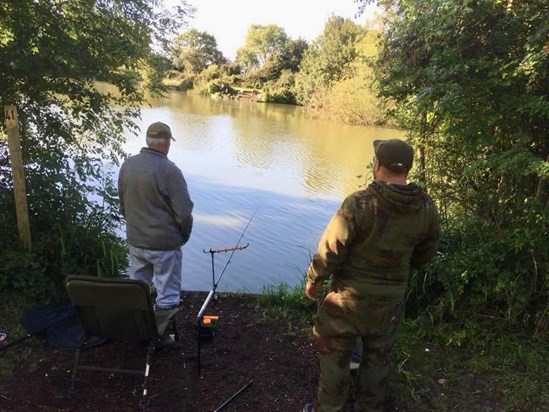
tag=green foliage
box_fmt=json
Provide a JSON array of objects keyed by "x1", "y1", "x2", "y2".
[
  {"x1": 236, "y1": 24, "x2": 289, "y2": 72},
  {"x1": 416, "y1": 205, "x2": 547, "y2": 330},
  {"x1": 393, "y1": 317, "x2": 549, "y2": 411},
  {"x1": 280, "y1": 38, "x2": 309, "y2": 73},
  {"x1": 306, "y1": 57, "x2": 386, "y2": 124},
  {"x1": 0, "y1": 0, "x2": 188, "y2": 296},
  {"x1": 172, "y1": 28, "x2": 226, "y2": 74},
  {"x1": 0, "y1": 250, "x2": 51, "y2": 299},
  {"x1": 258, "y1": 282, "x2": 316, "y2": 323},
  {"x1": 294, "y1": 16, "x2": 365, "y2": 105},
  {"x1": 294, "y1": 17, "x2": 387, "y2": 124},
  {"x1": 0, "y1": 174, "x2": 128, "y2": 299},
  {"x1": 168, "y1": 18, "x2": 389, "y2": 119},
  {"x1": 48, "y1": 209, "x2": 128, "y2": 278},
  {"x1": 233, "y1": 25, "x2": 307, "y2": 95},
  {"x1": 191, "y1": 64, "x2": 238, "y2": 96},
  {"x1": 164, "y1": 74, "x2": 195, "y2": 91},
  {"x1": 262, "y1": 70, "x2": 298, "y2": 104},
  {"x1": 376, "y1": 0, "x2": 549, "y2": 328}
]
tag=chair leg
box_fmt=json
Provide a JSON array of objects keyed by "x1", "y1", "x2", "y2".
[
  {"x1": 140, "y1": 342, "x2": 155, "y2": 407},
  {"x1": 69, "y1": 338, "x2": 87, "y2": 397}
]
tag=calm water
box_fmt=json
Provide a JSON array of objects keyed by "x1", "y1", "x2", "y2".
[{"x1": 119, "y1": 92, "x2": 403, "y2": 293}]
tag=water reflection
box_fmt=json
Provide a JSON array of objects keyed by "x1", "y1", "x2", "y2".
[{"x1": 122, "y1": 92, "x2": 404, "y2": 292}]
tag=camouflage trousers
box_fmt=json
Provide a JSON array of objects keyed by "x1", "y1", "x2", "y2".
[{"x1": 312, "y1": 291, "x2": 405, "y2": 412}]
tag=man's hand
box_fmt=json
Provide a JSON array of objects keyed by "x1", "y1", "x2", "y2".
[{"x1": 305, "y1": 281, "x2": 319, "y2": 301}]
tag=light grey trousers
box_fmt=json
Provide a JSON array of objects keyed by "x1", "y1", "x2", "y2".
[{"x1": 128, "y1": 245, "x2": 182, "y2": 309}]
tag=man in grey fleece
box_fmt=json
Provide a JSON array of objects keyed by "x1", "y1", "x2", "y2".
[{"x1": 118, "y1": 121, "x2": 194, "y2": 312}]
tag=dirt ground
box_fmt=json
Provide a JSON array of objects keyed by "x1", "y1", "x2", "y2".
[
  {"x1": 1, "y1": 291, "x2": 321, "y2": 412},
  {"x1": 2, "y1": 289, "x2": 546, "y2": 412}
]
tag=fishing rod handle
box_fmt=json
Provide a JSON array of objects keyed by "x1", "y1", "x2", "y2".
[
  {"x1": 196, "y1": 290, "x2": 215, "y2": 320},
  {"x1": 213, "y1": 380, "x2": 253, "y2": 412}
]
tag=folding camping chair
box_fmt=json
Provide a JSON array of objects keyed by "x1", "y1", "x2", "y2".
[{"x1": 65, "y1": 275, "x2": 180, "y2": 408}]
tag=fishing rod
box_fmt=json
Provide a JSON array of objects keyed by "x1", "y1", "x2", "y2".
[
  {"x1": 196, "y1": 208, "x2": 258, "y2": 320},
  {"x1": 213, "y1": 380, "x2": 253, "y2": 412},
  {"x1": 195, "y1": 208, "x2": 258, "y2": 375}
]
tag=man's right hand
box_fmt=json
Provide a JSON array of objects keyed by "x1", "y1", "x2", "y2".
[{"x1": 305, "y1": 281, "x2": 319, "y2": 301}]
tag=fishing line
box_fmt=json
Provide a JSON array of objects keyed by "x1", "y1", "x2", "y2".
[
  {"x1": 197, "y1": 207, "x2": 259, "y2": 320},
  {"x1": 215, "y1": 207, "x2": 259, "y2": 286}
]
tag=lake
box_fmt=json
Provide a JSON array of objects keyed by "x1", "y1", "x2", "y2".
[{"x1": 119, "y1": 92, "x2": 404, "y2": 293}]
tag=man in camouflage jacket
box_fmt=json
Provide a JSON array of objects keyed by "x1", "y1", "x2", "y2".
[{"x1": 304, "y1": 139, "x2": 440, "y2": 412}]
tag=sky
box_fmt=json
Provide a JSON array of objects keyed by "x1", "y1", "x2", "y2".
[{"x1": 175, "y1": 0, "x2": 379, "y2": 60}]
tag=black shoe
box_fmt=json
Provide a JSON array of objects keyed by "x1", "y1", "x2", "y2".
[
  {"x1": 157, "y1": 334, "x2": 177, "y2": 348},
  {"x1": 303, "y1": 403, "x2": 314, "y2": 412},
  {"x1": 350, "y1": 347, "x2": 361, "y2": 371}
]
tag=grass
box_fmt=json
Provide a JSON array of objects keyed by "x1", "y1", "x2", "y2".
[
  {"x1": 257, "y1": 281, "x2": 316, "y2": 324},
  {"x1": 255, "y1": 283, "x2": 549, "y2": 412},
  {"x1": 391, "y1": 318, "x2": 548, "y2": 411}
]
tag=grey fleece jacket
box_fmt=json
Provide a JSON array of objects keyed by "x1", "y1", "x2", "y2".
[{"x1": 118, "y1": 147, "x2": 194, "y2": 250}]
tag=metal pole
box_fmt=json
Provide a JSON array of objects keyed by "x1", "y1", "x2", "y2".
[
  {"x1": 210, "y1": 250, "x2": 215, "y2": 289},
  {"x1": 213, "y1": 380, "x2": 253, "y2": 412}
]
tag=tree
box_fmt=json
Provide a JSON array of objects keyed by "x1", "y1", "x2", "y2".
[
  {"x1": 172, "y1": 28, "x2": 226, "y2": 74},
  {"x1": 309, "y1": 25, "x2": 387, "y2": 125},
  {"x1": 293, "y1": 15, "x2": 386, "y2": 124},
  {"x1": 294, "y1": 16, "x2": 365, "y2": 106},
  {"x1": 0, "y1": 0, "x2": 191, "y2": 296},
  {"x1": 236, "y1": 24, "x2": 289, "y2": 72},
  {"x1": 232, "y1": 24, "x2": 307, "y2": 99},
  {"x1": 374, "y1": 0, "x2": 548, "y2": 327},
  {"x1": 279, "y1": 38, "x2": 309, "y2": 73}
]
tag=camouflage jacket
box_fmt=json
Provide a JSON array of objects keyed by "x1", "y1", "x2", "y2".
[{"x1": 306, "y1": 180, "x2": 439, "y2": 299}]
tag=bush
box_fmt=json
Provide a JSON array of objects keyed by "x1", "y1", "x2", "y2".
[
  {"x1": 0, "y1": 249, "x2": 52, "y2": 299},
  {"x1": 0, "y1": 167, "x2": 128, "y2": 299},
  {"x1": 405, "y1": 202, "x2": 548, "y2": 334}
]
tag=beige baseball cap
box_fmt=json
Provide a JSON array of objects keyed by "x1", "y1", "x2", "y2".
[{"x1": 146, "y1": 122, "x2": 175, "y2": 141}]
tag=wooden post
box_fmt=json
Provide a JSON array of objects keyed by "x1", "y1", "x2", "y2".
[{"x1": 4, "y1": 105, "x2": 32, "y2": 250}]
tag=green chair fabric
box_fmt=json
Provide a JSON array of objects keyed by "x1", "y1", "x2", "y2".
[{"x1": 65, "y1": 275, "x2": 180, "y2": 407}]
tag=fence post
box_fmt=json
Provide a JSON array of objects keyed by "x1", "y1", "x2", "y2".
[{"x1": 4, "y1": 105, "x2": 32, "y2": 250}]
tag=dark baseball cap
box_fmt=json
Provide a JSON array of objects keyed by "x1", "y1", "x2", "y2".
[
  {"x1": 146, "y1": 122, "x2": 175, "y2": 141},
  {"x1": 373, "y1": 139, "x2": 414, "y2": 172}
]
